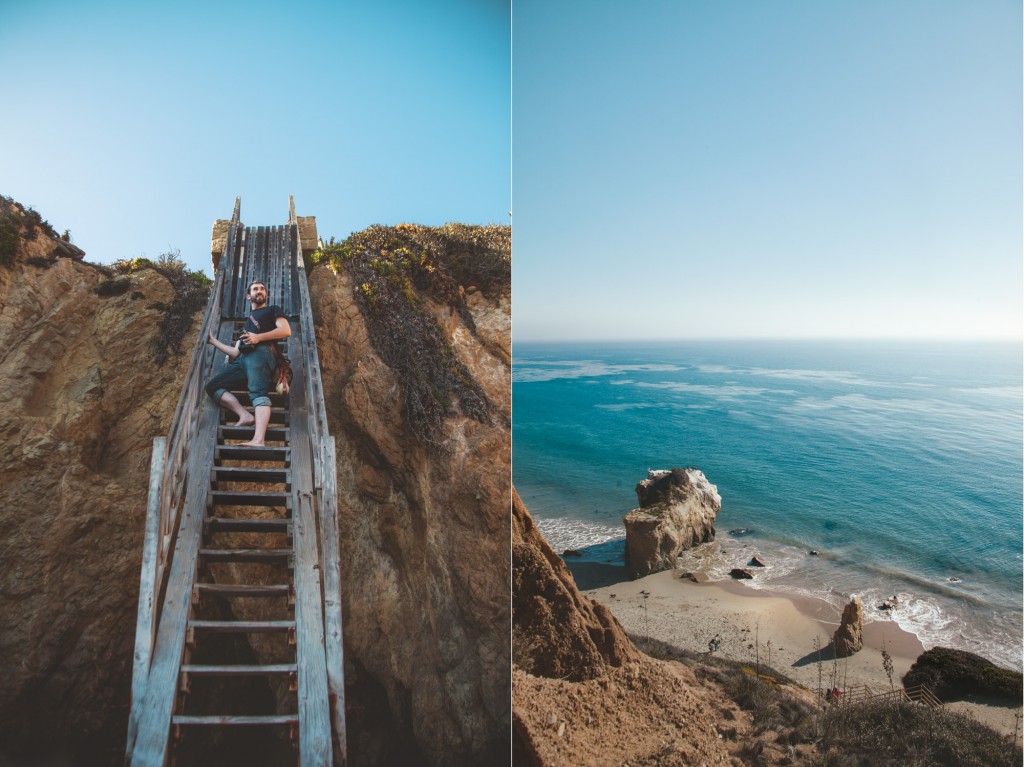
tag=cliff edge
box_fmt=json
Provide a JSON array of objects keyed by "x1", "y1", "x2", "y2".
[{"x1": 0, "y1": 203, "x2": 511, "y2": 766}]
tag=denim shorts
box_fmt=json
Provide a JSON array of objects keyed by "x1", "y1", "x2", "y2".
[{"x1": 205, "y1": 344, "x2": 276, "y2": 408}]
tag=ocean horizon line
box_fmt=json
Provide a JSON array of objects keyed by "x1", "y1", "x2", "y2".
[{"x1": 513, "y1": 336, "x2": 1023, "y2": 346}]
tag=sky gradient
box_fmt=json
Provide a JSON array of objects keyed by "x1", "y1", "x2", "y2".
[
  {"x1": 1, "y1": 0, "x2": 509, "y2": 277},
  {"x1": 512, "y1": 1, "x2": 1022, "y2": 341}
]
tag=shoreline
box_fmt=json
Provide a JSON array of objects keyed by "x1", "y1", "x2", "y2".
[{"x1": 573, "y1": 565, "x2": 1022, "y2": 736}]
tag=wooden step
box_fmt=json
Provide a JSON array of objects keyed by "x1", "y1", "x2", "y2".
[
  {"x1": 208, "y1": 490, "x2": 290, "y2": 507},
  {"x1": 199, "y1": 548, "x2": 292, "y2": 563},
  {"x1": 204, "y1": 517, "x2": 291, "y2": 534},
  {"x1": 215, "y1": 445, "x2": 291, "y2": 464},
  {"x1": 193, "y1": 583, "x2": 291, "y2": 598},
  {"x1": 211, "y1": 466, "x2": 290, "y2": 484},
  {"x1": 219, "y1": 410, "x2": 290, "y2": 425},
  {"x1": 218, "y1": 426, "x2": 289, "y2": 442},
  {"x1": 189, "y1": 620, "x2": 295, "y2": 634},
  {"x1": 172, "y1": 714, "x2": 298, "y2": 726},
  {"x1": 192, "y1": 581, "x2": 290, "y2": 602},
  {"x1": 218, "y1": 425, "x2": 289, "y2": 442},
  {"x1": 181, "y1": 663, "x2": 296, "y2": 677}
]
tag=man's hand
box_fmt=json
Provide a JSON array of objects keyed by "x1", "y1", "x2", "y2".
[{"x1": 240, "y1": 330, "x2": 260, "y2": 346}]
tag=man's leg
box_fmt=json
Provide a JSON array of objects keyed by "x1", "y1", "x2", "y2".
[
  {"x1": 217, "y1": 391, "x2": 256, "y2": 427},
  {"x1": 239, "y1": 346, "x2": 275, "y2": 447},
  {"x1": 243, "y1": 405, "x2": 272, "y2": 447},
  {"x1": 205, "y1": 363, "x2": 255, "y2": 426}
]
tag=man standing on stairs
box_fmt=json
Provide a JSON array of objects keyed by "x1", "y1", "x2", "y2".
[{"x1": 204, "y1": 280, "x2": 291, "y2": 447}]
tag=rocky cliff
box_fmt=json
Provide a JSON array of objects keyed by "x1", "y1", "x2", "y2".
[
  {"x1": 307, "y1": 224, "x2": 510, "y2": 766},
  {"x1": 512, "y1": 490, "x2": 732, "y2": 766},
  {"x1": 624, "y1": 468, "x2": 721, "y2": 578},
  {"x1": 0, "y1": 199, "x2": 196, "y2": 761},
  {"x1": 0, "y1": 201, "x2": 510, "y2": 766}
]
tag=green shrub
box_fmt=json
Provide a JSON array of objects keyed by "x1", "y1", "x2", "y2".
[
  {"x1": 903, "y1": 647, "x2": 1023, "y2": 702},
  {"x1": 0, "y1": 217, "x2": 18, "y2": 265}
]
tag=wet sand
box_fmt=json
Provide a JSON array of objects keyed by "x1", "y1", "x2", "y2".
[{"x1": 576, "y1": 566, "x2": 1022, "y2": 737}]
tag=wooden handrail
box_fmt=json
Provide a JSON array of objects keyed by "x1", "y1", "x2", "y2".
[{"x1": 127, "y1": 233, "x2": 226, "y2": 757}]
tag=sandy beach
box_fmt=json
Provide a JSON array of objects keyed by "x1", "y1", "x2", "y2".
[{"x1": 572, "y1": 564, "x2": 1022, "y2": 737}]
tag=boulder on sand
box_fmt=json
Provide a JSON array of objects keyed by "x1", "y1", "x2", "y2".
[
  {"x1": 833, "y1": 597, "x2": 864, "y2": 657},
  {"x1": 624, "y1": 468, "x2": 721, "y2": 578}
]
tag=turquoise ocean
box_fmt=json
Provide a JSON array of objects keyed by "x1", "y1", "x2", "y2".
[{"x1": 512, "y1": 341, "x2": 1023, "y2": 671}]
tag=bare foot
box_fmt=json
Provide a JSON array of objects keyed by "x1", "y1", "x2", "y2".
[
  {"x1": 239, "y1": 440, "x2": 265, "y2": 447},
  {"x1": 234, "y1": 413, "x2": 256, "y2": 427}
]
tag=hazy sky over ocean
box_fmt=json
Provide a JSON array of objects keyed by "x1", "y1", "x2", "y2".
[
  {"x1": 0, "y1": 0, "x2": 509, "y2": 276},
  {"x1": 512, "y1": 1, "x2": 1022, "y2": 341}
]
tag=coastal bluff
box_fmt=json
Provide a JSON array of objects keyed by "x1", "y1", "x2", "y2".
[
  {"x1": 624, "y1": 468, "x2": 721, "y2": 578},
  {"x1": 0, "y1": 201, "x2": 510, "y2": 766}
]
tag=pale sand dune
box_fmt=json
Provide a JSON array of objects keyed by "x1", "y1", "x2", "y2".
[{"x1": 581, "y1": 568, "x2": 1021, "y2": 737}]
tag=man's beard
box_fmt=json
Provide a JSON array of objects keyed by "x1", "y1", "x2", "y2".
[{"x1": 251, "y1": 296, "x2": 267, "y2": 307}]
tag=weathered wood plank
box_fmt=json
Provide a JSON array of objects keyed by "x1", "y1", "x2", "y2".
[
  {"x1": 194, "y1": 583, "x2": 291, "y2": 597},
  {"x1": 126, "y1": 437, "x2": 167, "y2": 755},
  {"x1": 189, "y1": 620, "x2": 295, "y2": 633},
  {"x1": 198, "y1": 548, "x2": 293, "y2": 564},
  {"x1": 208, "y1": 490, "x2": 290, "y2": 506},
  {"x1": 204, "y1": 518, "x2": 291, "y2": 534},
  {"x1": 319, "y1": 438, "x2": 348, "y2": 765},
  {"x1": 290, "y1": 328, "x2": 333, "y2": 766},
  {"x1": 129, "y1": 400, "x2": 221, "y2": 766},
  {"x1": 182, "y1": 663, "x2": 296, "y2": 676},
  {"x1": 173, "y1": 714, "x2": 298, "y2": 727}
]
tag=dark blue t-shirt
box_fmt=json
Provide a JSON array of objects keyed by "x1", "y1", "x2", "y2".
[
  {"x1": 242, "y1": 305, "x2": 286, "y2": 352},
  {"x1": 245, "y1": 304, "x2": 286, "y2": 335}
]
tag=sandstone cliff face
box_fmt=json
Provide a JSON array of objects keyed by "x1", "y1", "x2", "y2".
[
  {"x1": 512, "y1": 490, "x2": 731, "y2": 767},
  {"x1": 624, "y1": 468, "x2": 721, "y2": 578},
  {"x1": 309, "y1": 264, "x2": 510, "y2": 766},
  {"x1": 0, "y1": 219, "x2": 195, "y2": 758},
  {"x1": 512, "y1": 488, "x2": 637, "y2": 681}
]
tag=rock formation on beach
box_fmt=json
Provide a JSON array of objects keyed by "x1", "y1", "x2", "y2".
[
  {"x1": 624, "y1": 468, "x2": 721, "y2": 578},
  {"x1": 833, "y1": 596, "x2": 865, "y2": 658},
  {"x1": 0, "y1": 201, "x2": 511, "y2": 766}
]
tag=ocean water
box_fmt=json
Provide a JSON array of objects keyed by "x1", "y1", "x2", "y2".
[{"x1": 512, "y1": 340, "x2": 1023, "y2": 671}]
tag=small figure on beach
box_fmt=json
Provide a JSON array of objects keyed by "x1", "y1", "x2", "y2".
[{"x1": 708, "y1": 633, "x2": 721, "y2": 653}]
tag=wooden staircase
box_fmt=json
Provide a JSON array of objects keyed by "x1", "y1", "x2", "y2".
[{"x1": 126, "y1": 199, "x2": 346, "y2": 766}]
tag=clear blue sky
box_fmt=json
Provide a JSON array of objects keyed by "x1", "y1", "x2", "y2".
[
  {"x1": 512, "y1": 1, "x2": 1022, "y2": 341},
  {"x1": 1, "y1": 0, "x2": 509, "y2": 277}
]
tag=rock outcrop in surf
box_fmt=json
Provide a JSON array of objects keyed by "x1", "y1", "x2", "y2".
[{"x1": 623, "y1": 468, "x2": 721, "y2": 578}]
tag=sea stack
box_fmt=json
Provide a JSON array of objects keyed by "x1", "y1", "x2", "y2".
[
  {"x1": 833, "y1": 596, "x2": 865, "y2": 657},
  {"x1": 624, "y1": 468, "x2": 721, "y2": 578}
]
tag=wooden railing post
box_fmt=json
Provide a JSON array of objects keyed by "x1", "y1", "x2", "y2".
[{"x1": 126, "y1": 437, "x2": 167, "y2": 756}]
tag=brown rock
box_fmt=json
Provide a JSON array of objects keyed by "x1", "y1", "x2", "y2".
[
  {"x1": 624, "y1": 468, "x2": 721, "y2": 578},
  {"x1": 749, "y1": 555, "x2": 767, "y2": 567},
  {"x1": 310, "y1": 256, "x2": 511, "y2": 766},
  {"x1": 210, "y1": 218, "x2": 230, "y2": 266},
  {"x1": 0, "y1": 200, "x2": 198, "y2": 753},
  {"x1": 730, "y1": 568, "x2": 754, "y2": 580},
  {"x1": 833, "y1": 596, "x2": 865, "y2": 657},
  {"x1": 512, "y1": 489, "x2": 638, "y2": 681}
]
